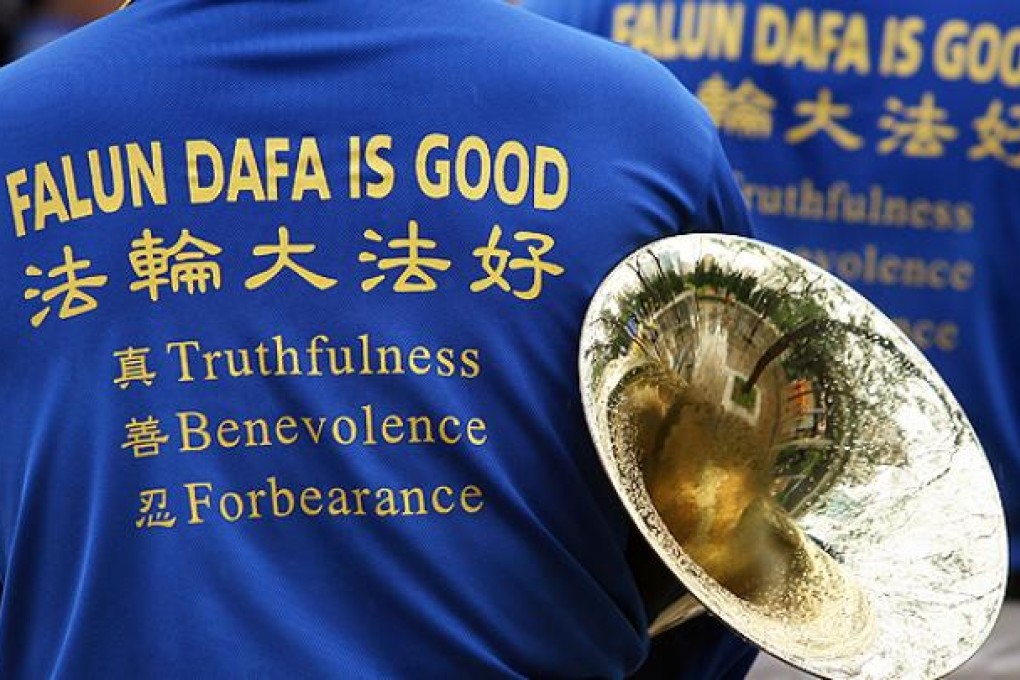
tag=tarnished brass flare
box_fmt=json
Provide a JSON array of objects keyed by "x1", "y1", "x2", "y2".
[{"x1": 579, "y1": 235, "x2": 1007, "y2": 679}]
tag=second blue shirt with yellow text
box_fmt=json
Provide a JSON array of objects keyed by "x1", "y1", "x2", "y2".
[{"x1": 524, "y1": 0, "x2": 1020, "y2": 573}]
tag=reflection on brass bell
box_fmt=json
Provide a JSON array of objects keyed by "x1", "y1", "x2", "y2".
[{"x1": 579, "y1": 234, "x2": 1007, "y2": 679}]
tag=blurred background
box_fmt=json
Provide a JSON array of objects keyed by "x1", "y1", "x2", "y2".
[{"x1": 1, "y1": 0, "x2": 120, "y2": 64}]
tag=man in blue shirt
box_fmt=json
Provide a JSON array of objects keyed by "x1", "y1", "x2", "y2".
[
  {"x1": 0, "y1": 0, "x2": 755, "y2": 676},
  {"x1": 523, "y1": 0, "x2": 1020, "y2": 673}
]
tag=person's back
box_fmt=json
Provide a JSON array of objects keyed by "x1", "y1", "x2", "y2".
[{"x1": 0, "y1": 0, "x2": 753, "y2": 676}]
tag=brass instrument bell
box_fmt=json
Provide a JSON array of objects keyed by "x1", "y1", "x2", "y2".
[{"x1": 579, "y1": 234, "x2": 1008, "y2": 679}]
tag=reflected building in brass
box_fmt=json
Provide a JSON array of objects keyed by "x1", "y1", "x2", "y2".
[{"x1": 580, "y1": 235, "x2": 1007, "y2": 679}]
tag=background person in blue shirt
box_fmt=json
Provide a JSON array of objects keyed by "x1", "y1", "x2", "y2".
[
  {"x1": 0, "y1": 0, "x2": 756, "y2": 676},
  {"x1": 522, "y1": 0, "x2": 1020, "y2": 675}
]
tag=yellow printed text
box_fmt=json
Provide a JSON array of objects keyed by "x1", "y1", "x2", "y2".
[
  {"x1": 893, "y1": 317, "x2": 959, "y2": 352},
  {"x1": 611, "y1": 1, "x2": 745, "y2": 61},
  {"x1": 175, "y1": 406, "x2": 489, "y2": 453},
  {"x1": 793, "y1": 243, "x2": 974, "y2": 292},
  {"x1": 165, "y1": 333, "x2": 481, "y2": 383},
  {"x1": 6, "y1": 142, "x2": 166, "y2": 238},
  {"x1": 753, "y1": 5, "x2": 871, "y2": 75},
  {"x1": 933, "y1": 20, "x2": 1020, "y2": 87},
  {"x1": 415, "y1": 134, "x2": 569, "y2": 210},
  {"x1": 186, "y1": 137, "x2": 331, "y2": 204},
  {"x1": 183, "y1": 476, "x2": 485, "y2": 524},
  {"x1": 734, "y1": 173, "x2": 974, "y2": 233}
]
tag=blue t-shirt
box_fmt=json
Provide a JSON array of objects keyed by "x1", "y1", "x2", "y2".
[
  {"x1": 525, "y1": 0, "x2": 1020, "y2": 575},
  {"x1": 0, "y1": 0, "x2": 753, "y2": 676}
]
